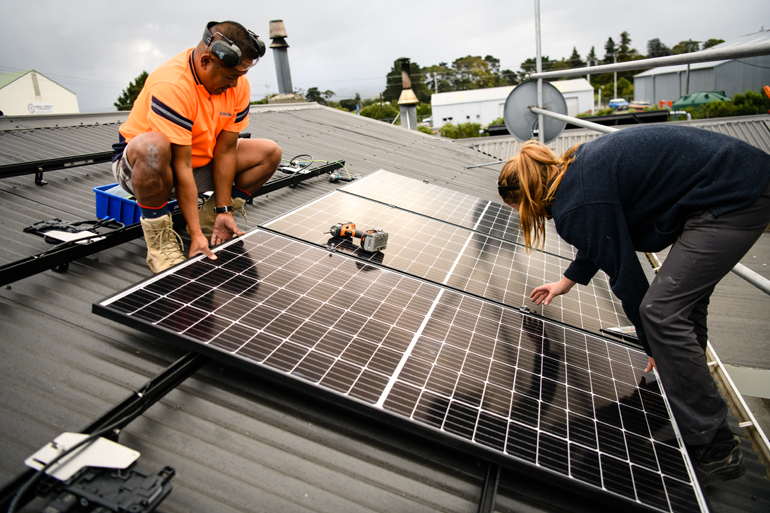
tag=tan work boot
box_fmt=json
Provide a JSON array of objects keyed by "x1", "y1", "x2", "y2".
[
  {"x1": 232, "y1": 197, "x2": 248, "y2": 226},
  {"x1": 141, "y1": 214, "x2": 186, "y2": 273},
  {"x1": 197, "y1": 195, "x2": 248, "y2": 240}
]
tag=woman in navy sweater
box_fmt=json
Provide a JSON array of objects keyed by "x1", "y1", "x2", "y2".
[{"x1": 498, "y1": 125, "x2": 770, "y2": 485}]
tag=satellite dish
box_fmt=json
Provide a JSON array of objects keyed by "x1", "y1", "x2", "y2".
[{"x1": 503, "y1": 81, "x2": 568, "y2": 143}]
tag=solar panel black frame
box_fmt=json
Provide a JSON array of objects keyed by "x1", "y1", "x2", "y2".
[{"x1": 94, "y1": 230, "x2": 706, "y2": 513}]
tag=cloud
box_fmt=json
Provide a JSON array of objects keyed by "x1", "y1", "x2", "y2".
[{"x1": 2, "y1": 0, "x2": 767, "y2": 111}]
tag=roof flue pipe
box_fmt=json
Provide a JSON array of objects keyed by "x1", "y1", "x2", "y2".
[
  {"x1": 269, "y1": 20, "x2": 293, "y2": 95},
  {"x1": 397, "y1": 57, "x2": 419, "y2": 130}
]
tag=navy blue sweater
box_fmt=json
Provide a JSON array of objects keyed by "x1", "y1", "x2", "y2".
[{"x1": 551, "y1": 125, "x2": 770, "y2": 355}]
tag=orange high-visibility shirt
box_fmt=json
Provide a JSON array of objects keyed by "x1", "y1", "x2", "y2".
[{"x1": 116, "y1": 48, "x2": 250, "y2": 169}]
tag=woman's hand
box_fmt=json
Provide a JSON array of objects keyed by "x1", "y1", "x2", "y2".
[
  {"x1": 644, "y1": 357, "x2": 657, "y2": 373},
  {"x1": 530, "y1": 276, "x2": 576, "y2": 306}
]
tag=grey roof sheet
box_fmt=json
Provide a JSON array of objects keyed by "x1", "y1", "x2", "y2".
[{"x1": 1, "y1": 105, "x2": 768, "y2": 513}]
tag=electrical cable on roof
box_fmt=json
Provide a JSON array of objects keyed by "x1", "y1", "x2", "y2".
[
  {"x1": 35, "y1": 219, "x2": 126, "y2": 256},
  {"x1": 6, "y1": 358, "x2": 184, "y2": 513},
  {"x1": 280, "y1": 155, "x2": 352, "y2": 180},
  {"x1": 7, "y1": 416, "x2": 129, "y2": 513}
]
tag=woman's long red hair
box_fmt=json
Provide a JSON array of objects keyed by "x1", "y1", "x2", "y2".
[{"x1": 498, "y1": 140, "x2": 580, "y2": 251}]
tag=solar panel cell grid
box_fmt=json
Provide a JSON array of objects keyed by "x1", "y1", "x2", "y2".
[
  {"x1": 264, "y1": 191, "x2": 629, "y2": 339},
  {"x1": 340, "y1": 170, "x2": 576, "y2": 259},
  {"x1": 97, "y1": 230, "x2": 703, "y2": 513}
]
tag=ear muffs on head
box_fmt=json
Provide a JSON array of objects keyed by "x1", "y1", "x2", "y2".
[{"x1": 203, "y1": 21, "x2": 265, "y2": 69}]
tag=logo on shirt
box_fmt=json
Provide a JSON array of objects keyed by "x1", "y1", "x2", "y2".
[{"x1": 220, "y1": 112, "x2": 233, "y2": 117}]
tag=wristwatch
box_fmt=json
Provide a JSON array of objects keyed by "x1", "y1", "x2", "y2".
[{"x1": 214, "y1": 205, "x2": 233, "y2": 214}]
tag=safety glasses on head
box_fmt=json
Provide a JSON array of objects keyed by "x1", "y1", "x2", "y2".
[{"x1": 203, "y1": 21, "x2": 266, "y2": 71}]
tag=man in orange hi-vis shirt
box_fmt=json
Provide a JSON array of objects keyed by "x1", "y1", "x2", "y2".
[{"x1": 111, "y1": 21, "x2": 282, "y2": 273}]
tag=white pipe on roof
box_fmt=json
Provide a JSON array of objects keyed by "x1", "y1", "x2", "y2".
[{"x1": 528, "y1": 41, "x2": 770, "y2": 80}]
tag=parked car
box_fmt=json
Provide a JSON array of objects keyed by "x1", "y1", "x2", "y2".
[
  {"x1": 609, "y1": 98, "x2": 629, "y2": 110},
  {"x1": 629, "y1": 100, "x2": 651, "y2": 110}
]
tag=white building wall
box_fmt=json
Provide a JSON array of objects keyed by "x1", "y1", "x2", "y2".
[
  {"x1": 0, "y1": 72, "x2": 79, "y2": 116},
  {"x1": 431, "y1": 80, "x2": 593, "y2": 128}
]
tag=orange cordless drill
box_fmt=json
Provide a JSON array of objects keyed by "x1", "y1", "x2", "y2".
[{"x1": 326, "y1": 221, "x2": 388, "y2": 252}]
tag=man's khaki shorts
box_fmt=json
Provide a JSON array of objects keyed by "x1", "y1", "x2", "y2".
[{"x1": 111, "y1": 137, "x2": 241, "y2": 198}]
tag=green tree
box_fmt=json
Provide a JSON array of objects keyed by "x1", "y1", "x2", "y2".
[
  {"x1": 452, "y1": 55, "x2": 499, "y2": 90},
  {"x1": 423, "y1": 62, "x2": 453, "y2": 93},
  {"x1": 568, "y1": 47, "x2": 585, "y2": 68},
  {"x1": 325, "y1": 100, "x2": 348, "y2": 111},
  {"x1": 600, "y1": 77, "x2": 633, "y2": 102},
  {"x1": 417, "y1": 125, "x2": 434, "y2": 135},
  {"x1": 114, "y1": 71, "x2": 148, "y2": 111},
  {"x1": 484, "y1": 55, "x2": 501, "y2": 76},
  {"x1": 483, "y1": 55, "x2": 514, "y2": 85},
  {"x1": 647, "y1": 38, "x2": 671, "y2": 58},
  {"x1": 339, "y1": 93, "x2": 361, "y2": 112},
  {"x1": 618, "y1": 31, "x2": 632, "y2": 61},
  {"x1": 250, "y1": 94, "x2": 271, "y2": 105},
  {"x1": 603, "y1": 37, "x2": 617, "y2": 63},
  {"x1": 416, "y1": 102, "x2": 432, "y2": 120},
  {"x1": 586, "y1": 46, "x2": 598, "y2": 66},
  {"x1": 500, "y1": 68, "x2": 518, "y2": 86},
  {"x1": 306, "y1": 87, "x2": 334, "y2": 105},
  {"x1": 439, "y1": 121, "x2": 483, "y2": 139},
  {"x1": 549, "y1": 59, "x2": 572, "y2": 77},
  {"x1": 382, "y1": 59, "x2": 431, "y2": 103},
  {"x1": 360, "y1": 100, "x2": 399, "y2": 121},
  {"x1": 690, "y1": 90, "x2": 770, "y2": 119},
  {"x1": 672, "y1": 40, "x2": 700, "y2": 55},
  {"x1": 519, "y1": 56, "x2": 552, "y2": 81},
  {"x1": 702, "y1": 38, "x2": 725, "y2": 49}
]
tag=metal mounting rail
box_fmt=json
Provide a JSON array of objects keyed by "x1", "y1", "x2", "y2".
[
  {"x1": 0, "y1": 351, "x2": 209, "y2": 512},
  {"x1": 0, "y1": 132, "x2": 254, "y2": 184},
  {"x1": 0, "y1": 215, "x2": 183, "y2": 287},
  {"x1": 0, "y1": 151, "x2": 113, "y2": 180},
  {"x1": 706, "y1": 343, "x2": 770, "y2": 479},
  {"x1": 254, "y1": 160, "x2": 344, "y2": 195},
  {"x1": 0, "y1": 160, "x2": 346, "y2": 287},
  {"x1": 477, "y1": 463, "x2": 500, "y2": 513}
]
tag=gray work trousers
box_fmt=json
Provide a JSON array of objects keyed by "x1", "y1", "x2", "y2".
[{"x1": 640, "y1": 180, "x2": 770, "y2": 446}]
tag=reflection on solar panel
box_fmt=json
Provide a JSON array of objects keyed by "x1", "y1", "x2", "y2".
[
  {"x1": 340, "y1": 170, "x2": 575, "y2": 259},
  {"x1": 94, "y1": 230, "x2": 704, "y2": 513},
  {"x1": 264, "y1": 192, "x2": 630, "y2": 339}
]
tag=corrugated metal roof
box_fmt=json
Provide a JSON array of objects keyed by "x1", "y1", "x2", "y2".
[
  {"x1": 0, "y1": 111, "x2": 130, "y2": 130},
  {"x1": 1, "y1": 106, "x2": 768, "y2": 513},
  {"x1": 0, "y1": 123, "x2": 119, "y2": 165}
]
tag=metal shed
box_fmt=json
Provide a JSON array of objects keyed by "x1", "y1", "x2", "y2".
[
  {"x1": 0, "y1": 70, "x2": 80, "y2": 116},
  {"x1": 633, "y1": 30, "x2": 770, "y2": 107}
]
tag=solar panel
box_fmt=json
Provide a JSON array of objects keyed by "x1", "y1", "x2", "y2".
[
  {"x1": 263, "y1": 191, "x2": 631, "y2": 340},
  {"x1": 94, "y1": 230, "x2": 705, "y2": 513},
  {"x1": 340, "y1": 170, "x2": 576, "y2": 260}
]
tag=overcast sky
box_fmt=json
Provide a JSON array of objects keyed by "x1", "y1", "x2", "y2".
[{"x1": 2, "y1": 0, "x2": 768, "y2": 112}]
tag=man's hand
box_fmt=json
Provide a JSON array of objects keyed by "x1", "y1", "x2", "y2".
[
  {"x1": 530, "y1": 276, "x2": 576, "y2": 306},
  {"x1": 644, "y1": 357, "x2": 657, "y2": 373},
  {"x1": 211, "y1": 213, "x2": 245, "y2": 246},
  {"x1": 189, "y1": 233, "x2": 217, "y2": 260}
]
